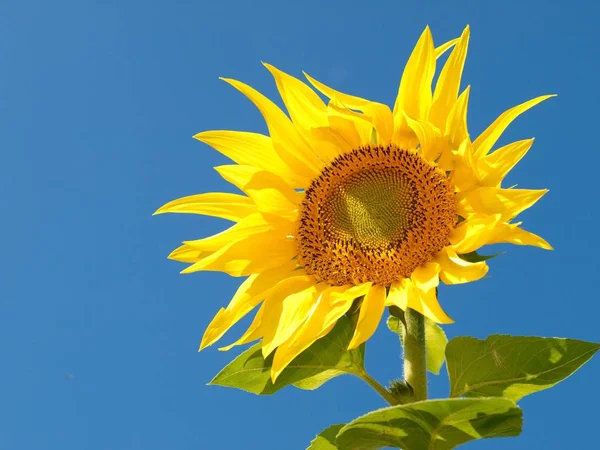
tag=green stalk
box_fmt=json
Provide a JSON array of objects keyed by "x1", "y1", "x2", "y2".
[
  {"x1": 403, "y1": 308, "x2": 427, "y2": 401},
  {"x1": 357, "y1": 370, "x2": 399, "y2": 405}
]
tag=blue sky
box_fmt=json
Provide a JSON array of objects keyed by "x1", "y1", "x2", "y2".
[{"x1": 1, "y1": 0, "x2": 598, "y2": 449}]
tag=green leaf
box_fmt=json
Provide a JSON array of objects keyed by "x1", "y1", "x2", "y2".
[
  {"x1": 335, "y1": 397, "x2": 522, "y2": 450},
  {"x1": 209, "y1": 316, "x2": 364, "y2": 394},
  {"x1": 424, "y1": 319, "x2": 448, "y2": 375},
  {"x1": 292, "y1": 370, "x2": 345, "y2": 390},
  {"x1": 447, "y1": 335, "x2": 600, "y2": 401},
  {"x1": 457, "y1": 250, "x2": 504, "y2": 263},
  {"x1": 307, "y1": 424, "x2": 344, "y2": 450},
  {"x1": 387, "y1": 315, "x2": 448, "y2": 374},
  {"x1": 387, "y1": 315, "x2": 403, "y2": 336}
]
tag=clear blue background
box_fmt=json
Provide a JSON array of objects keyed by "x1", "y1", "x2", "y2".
[{"x1": 1, "y1": 0, "x2": 597, "y2": 448}]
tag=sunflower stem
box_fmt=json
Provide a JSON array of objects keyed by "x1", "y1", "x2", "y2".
[
  {"x1": 403, "y1": 308, "x2": 427, "y2": 401},
  {"x1": 357, "y1": 370, "x2": 398, "y2": 405}
]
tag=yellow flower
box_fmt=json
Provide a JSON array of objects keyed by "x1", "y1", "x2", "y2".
[{"x1": 156, "y1": 26, "x2": 553, "y2": 381}]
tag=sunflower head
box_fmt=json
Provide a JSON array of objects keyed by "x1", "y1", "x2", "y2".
[
  {"x1": 297, "y1": 144, "x2": 457, "y2": 286},
  {"x1": 156, "y1": 25, "x2": 553, "y2": 381}
]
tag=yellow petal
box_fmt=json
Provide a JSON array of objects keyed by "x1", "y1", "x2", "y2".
[
  {"x1": 393, "y1": 27, "x2": 435, "y2": 128},
  {"x1": 411, "y1": 262, "x2": 441, "y2": 292},
  {"x1": 445, "y1": 86, "x2": 471, "y2": 148},
  {"x1": 303, "y1": 72, "x2": 394, "y2": 144},
  {"x1": 181, "y1": 228, "x2": 296, "y2": 276},
  {"x1": 154, "y1": 192, "x2": 255, "y2": 222},
  {"x1": 489, "y1": 222, "x2": 553, "y2": 250},
  {"x1": 310, "y1": 125, "x2": 354, "y2": 161},
  {"x1": 434, "y1": 38, "x2": 458, "y2": 59},
  {"x1": 218, "y1": 303, "x2": 265, "y2": 351},
  {"x1": 385, "y1": 279, "x2": 411, "y2": 310},
  {"x1": 183, "y1": 214, "x2": 275, "y2": 252},
  {"x1": 328, "y1": 97, "x2": 373, "y2": 147},
  {"x1": 450, "y1": 139, "x2": 481, "y2": 192},
  {"x1": 270, "y1": 285, "x2": 356, "y2": 381},
  {"x1": 478, "y1": 138, "x2": 534, "y2": 187},
  {"x1": 193, "y1": 130, "x2": 297, "y2": 181},
  {"x1": 403, "y1": 114, "x2": 445, "y2": 161},
  {"x1": 450, "y1": 214, "x2": 503, "y2": 254},
  {"x1": 262, "y1": 63, "x2": 328, "y2": 131},
  {"x1": 348, "y1": 284, "x2": 386, "y2": 350},
  {"x1": 430, "y1": 26, "x2": 470, "y2": 129},
  {"x1": 199, "y1": 260, "x2": 299, "y2": 350},
  {"x1": 436, "y1": 247, "x2": 489, "y2": 285},
  {"x1": 456, "y1": 187, "x2": 548, "y2": 220},
  {"x1": 221, "y1": 77, "x2": 323, "y2": 185},
  {"x1": 473, "y1": 95, "x2": 555, "y2": 158},
  {"x1": 392, "y1": 116, "x2": 420, "y2": 149},
  {"x1": 168, "y1": 244, "x2": 210, "y2": 263},
  {"x1": 408, "y1": 285, "x2": 454, "y2": 324},
  {"x1": 329, "y1": 282, "x2": 373, "y2": 302},
  {"x1": 260, "y1": 275, "x2": 323, "y2": 357},
  {"x1": 214, "y1": 165, "x2": 302, "y2": 219},
  {"x1": 451, "y1": 214, "x2": 552, "y2": 253}
]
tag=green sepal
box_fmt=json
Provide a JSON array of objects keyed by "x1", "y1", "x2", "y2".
[
  {"x1": 209, "y1": 316, "x2": 365, "y2": 394},
  {"x1": 388, "y1": 305, "x2": 406, "y2": 327},
  {"x1": 387, "y1": 315, "x2": 448, "y2": 375},
  {"x1": 457, "y1": 250, "x2": 504, "y2": 263},
  {"x1": 307, "y1": 424, "x2": 345, "y2": 450},
  {"x1": 446, "y1": 335, "x2": 600, "y2": 401},
  {"x1": 388, "y1": 379, "x2": 415, "y2": 404},
  {"x1": 335, "y1": 397, "x2": 522, "y2": 450}
]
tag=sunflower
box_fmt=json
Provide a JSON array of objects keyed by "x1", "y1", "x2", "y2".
[{"x1": 156, "y1": 25, "x2": 553, "y2": 381}]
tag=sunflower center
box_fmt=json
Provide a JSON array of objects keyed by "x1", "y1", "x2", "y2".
[
  {"x1": 327, "y1": 167, "x2": 414, "y2": 248},
  {"x1": 297, "y1": 144, "x2": 457, "y2": 286}
]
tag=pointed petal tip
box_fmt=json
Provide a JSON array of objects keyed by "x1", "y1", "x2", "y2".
[
  {"x1": 219, "y1": 77, "x2": 240, "y2": 87},
  {"x1": 422, "y1": 25, "x2": 433, "y2": 40},
  {"x1": 180, "y1": 266, "x2": 195, "y2": 275},
  {"x1": 270, "y1": 366, "x2": 283, "y2": 384},
  {"x1": 302, "y1": 71, "x2": 320, "y2": 86},
  {"x1": 166, "y1": 243, "x2": 186, "y2": 257},
  {"x1": 261, "y1": 342, "x2": 274, "y2": 359},
  {"x1": 346, "y1": 339, "x2": 360, "y2": 351},
  {"x1": 153, "y1": 202, "x2": 174, "y2": 215},
  {"x1": 199, "y1": 326, "x2": 224, "y2": 351}
]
